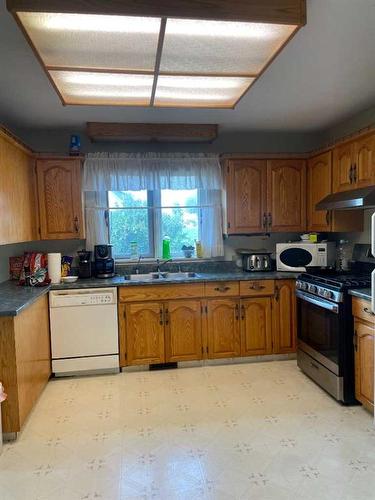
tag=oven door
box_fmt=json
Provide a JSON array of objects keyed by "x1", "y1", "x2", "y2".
[{"x1": 296, "y1": 290, "x2": 341, "y2": 375}]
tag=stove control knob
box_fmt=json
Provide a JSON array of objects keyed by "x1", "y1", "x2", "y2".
[
  {"x1": 323, "y1": 290, "x2": 333, "y2": 299},
  {"x1": 300, "y1": 282, "x2": 308, "y2": 290},
  {"x1": 296, "y1": 280, "x2": 301, "y2": 289},
  {"x1": 308, "y1": 284, "x2": 317, "y2": 293}
]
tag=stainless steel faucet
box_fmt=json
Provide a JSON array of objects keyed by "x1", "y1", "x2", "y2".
[
  {"x1": 156, "y1": 258, "x2": 172, "y2": 273},
  {"x1": 134, "y1": 255, "x2": 143, "y2": 274}
]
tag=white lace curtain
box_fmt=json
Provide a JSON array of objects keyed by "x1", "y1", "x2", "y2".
[{"x1": 83, "y1": 153, "x2": 224, "y2": 257}]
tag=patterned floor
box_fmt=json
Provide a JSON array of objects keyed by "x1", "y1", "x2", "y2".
[{"x1": 0, "y1": 360, "x2": 374, "y2": 500}]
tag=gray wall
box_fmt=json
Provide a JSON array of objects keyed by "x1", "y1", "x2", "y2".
[{"x1": 321, "y1": 104, "x2": 375, "y2": 145}]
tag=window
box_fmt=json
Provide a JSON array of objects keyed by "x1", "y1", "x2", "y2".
[{"x1": 108, "y1": 189, "x2": 201, "y2": 259}]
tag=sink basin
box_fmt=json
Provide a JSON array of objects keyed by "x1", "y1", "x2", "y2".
[{"x1": 123, "y1": 271, "x2": 198, "y2": 281}]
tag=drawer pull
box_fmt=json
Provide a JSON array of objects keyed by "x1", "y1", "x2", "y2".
[
  {"x1": 214, "y1": 286, "x2": 230, "y2": 292},
  {"x1": 249, "y1": 284, "x2": 265, "y2": 290},
  {"x1": 235, "y1": 303, "x2": 239, "y2": 320},
  {"x1": 363, "y1": 307, "x2": 375, "y2": 316},
  {"x1": 310, "y1": 362, "x2": 319, "y2": 370},
  {"x1": 165, "y1": 308, "x2": 169, "y2": 325},
  {"x1": 159, "y1": 308, "x2": 163, "y2": 325}
]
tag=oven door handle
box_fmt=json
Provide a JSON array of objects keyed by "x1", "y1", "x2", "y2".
[{"x1": 296, "y1": 290, "x2": 339, "y2": 314}]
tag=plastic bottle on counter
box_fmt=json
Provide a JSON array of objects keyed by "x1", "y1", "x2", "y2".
[
  {"x1": 195, "y1": 240, "x2": 203, "y2": 259},
  {"x1": 162, "y1": 236, "x2": 171, "y2": 259}
]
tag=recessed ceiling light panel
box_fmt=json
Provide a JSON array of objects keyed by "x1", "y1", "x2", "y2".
[
  {"x1": 18, "y1": 12, "x2": 161, "y2": 71},
  {"x1": 154, "y1": 75, "x2": 254, "y2": 108},
  {"x1": 160, "y1": 19, "x2": 297, "y2": 75},
  {"x1": 50, "y1": 71, "x2": 154, "y2": 106}
]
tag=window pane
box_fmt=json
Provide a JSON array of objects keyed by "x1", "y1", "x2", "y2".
[
  {"x1": 108, "y1": 190, "x2": 148, "y2": 208},
  {"x1": 161, "y1": 189, "x2": 198, "y2": 207},
  {"x1": 109, "y1": 208, "x2": 152, "y2": 258},
  {"x1": 160, "y1": 207, "x2": 199, "y2": 257}
]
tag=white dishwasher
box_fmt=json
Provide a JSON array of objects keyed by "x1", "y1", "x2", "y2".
[{"x1": 49, "y1": 288, "x2": 119, "y2": 376}]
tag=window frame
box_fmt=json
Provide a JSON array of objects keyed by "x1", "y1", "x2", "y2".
[{"x1": 107, "y1": 188, "x2": 202, "y2": 260}]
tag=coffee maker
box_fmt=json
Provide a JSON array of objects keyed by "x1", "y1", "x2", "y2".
[
  {"x1": 77, "y1": 250, "x2": 92, "y2": 278},
  {"x1": 94, "y1": 244, "x2": 115, "y2": 278}
]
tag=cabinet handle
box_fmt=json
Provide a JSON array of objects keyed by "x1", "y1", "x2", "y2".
[
  {"x1": 159, "y1": 308, "x2": 163, "y2": 325},
  {"x1": 325, "y1": 211, "x2": 330, "y2": 226},
  {"x1": 349, "y1": 165, "x2": 354, "y2": 184},
  {"x1": 249, "y1": 283, "x2": 265, "y2": 291},
  {"x1": 353, "y1": 330, "x2": 358, "y2": 352},
  {"x1": 214, "y1": 286, "x2": 230, "y2": 292},
  {"x1": 241, "y1": 304, "x2": 245, "y2": 320},
  {"x1": 274, "y1": 286, "x2": 280, "y2": 302},
  {"x1": 268, "y1": 212, "x2": 272, "y2": 228},
  {"x1": 73, "y1": 216, "x2": 79, "y2": 233},
  {"x1": 310, "y1": 362, "x2": 319, "y2": 370},
  {"x1": 263, "y1": 212, "x2": 267, "y2": 230},
  {"x1": 235, "y1": 303, "x2": 239, "y2": 320},
  {"x1": 165, "y1": 308, "x2": 169, "y2": 325},
  {"x1": 363, "y1": 307, "x2": 375, "y2": 316},
  {"x1": 353, "y1": 163, "x2": 357, "y2": 183}
]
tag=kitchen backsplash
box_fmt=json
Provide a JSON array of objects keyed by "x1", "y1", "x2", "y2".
[{"x1": 0, "y1": 210, "x2": 373, "y2": 283}]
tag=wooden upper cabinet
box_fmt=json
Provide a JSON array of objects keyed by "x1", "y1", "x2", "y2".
[
  {"x1": 333, "y1": 142, "x2": 353, "y2": 193},
  {"x1": 207, "y1": 299, "x2": 241, "y2": 359},
  {"x1": 354, "y1": 134, "x2": 375, "y2": 188},
  {"x1": 36, "y1": 158, "x2": 84, "y2": 240},
  {"x1": 0, "y1": 128, "x2": 37, "y2": 244},
  {"x1": 272, "y1": 280, "x2": 296, "y2": 354},
  {"x1": 226, "y1": 159, "x2": 267, "y2": 233},
  {"x1": 267, "y1": 159, "x2": 306, "y2": 232},
  {"x1": 165, "y1": 300, "x2": 203, "y2": 362},
  {"x1": 354, "y1": 320, "x2": 374, "y2": 413},
  {"x1": 240, "y1": 297, "x2": 272, "y2": 356},
  {"x1": 125, "y1": 302, "x2": 165, "y2": 365},
  {"x1": 307, "y1": 152, "x2": 332, "y2": 232}
]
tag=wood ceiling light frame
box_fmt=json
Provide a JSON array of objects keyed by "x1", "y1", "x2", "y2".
[{"x1": 7, "y1": 0, "x2": 306, "y2": 109}]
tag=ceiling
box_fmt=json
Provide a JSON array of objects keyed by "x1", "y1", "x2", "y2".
[{"x1": 1, "y1": 0, "x2": 375, "y2": 134}]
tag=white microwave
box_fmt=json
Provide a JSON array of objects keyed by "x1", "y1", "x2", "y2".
[{"x1": 276, "y1": 242, "x2": 336, "y2": 272}]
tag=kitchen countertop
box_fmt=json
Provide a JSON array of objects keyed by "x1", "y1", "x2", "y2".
[
  {"x1": 349, "y1": 288, "x2": 371, "y2": 301},
  {"x1": 0, "y1": 271, "x2": 299, "y2": 317}
]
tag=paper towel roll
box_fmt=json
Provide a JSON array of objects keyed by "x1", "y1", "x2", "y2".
[{"x1": 48, "y1": 253, "x2": 61, "y2": 284}]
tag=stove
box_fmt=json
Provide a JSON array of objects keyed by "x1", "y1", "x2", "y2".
[{"x1": 296, "y1": 244, "x2": 374, "y2": 405}]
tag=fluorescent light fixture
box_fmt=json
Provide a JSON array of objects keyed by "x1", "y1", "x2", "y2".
[{"x1": 8, "y1": 2, "x2": 304, "y2": 108}]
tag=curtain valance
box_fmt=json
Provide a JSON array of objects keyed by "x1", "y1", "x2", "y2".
[{"x1": 83, "y1": 152, "x2": 222, "y2": 191}]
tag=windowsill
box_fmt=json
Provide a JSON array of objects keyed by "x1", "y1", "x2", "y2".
[{"x1": 115, "y1": 257, "x2": 222, "y2": 264}]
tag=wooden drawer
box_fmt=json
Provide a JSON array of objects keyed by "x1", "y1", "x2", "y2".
[
  {"x1": 352, "y1": 297, "x2": 375, "y2": 324},
  {"x1": 205, "y1": 281, "x2": 239, "y2": 297},
  {"x1": 119, "y1": 283, "x2": 205, "y2": 302},
  {"x1": 240, "y1": 280, "x2": 275, "y2": 297}
]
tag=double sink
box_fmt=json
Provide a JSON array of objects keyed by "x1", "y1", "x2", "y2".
[{"x1": 123, "y1": 271, "x2": 199, "y2": 281}]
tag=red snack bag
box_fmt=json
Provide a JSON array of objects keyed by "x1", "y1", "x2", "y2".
[{"x1": 19, "y1": 252, "x2": 50, "y2": 286}]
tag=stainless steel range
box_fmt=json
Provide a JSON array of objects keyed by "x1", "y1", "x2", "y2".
[{"x1": 296, "y1": 244, "x2": 374, "y2": 404}]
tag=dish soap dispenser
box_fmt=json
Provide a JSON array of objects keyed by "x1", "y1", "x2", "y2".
[{"x1": 162, "y1": 236, "x2": 171, "y2": 259}]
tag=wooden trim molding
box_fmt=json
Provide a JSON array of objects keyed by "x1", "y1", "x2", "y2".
[
  {"x1": 6, "y1": 0, "x2": 307, "y2": 25},
  {"x1": 0, "y1": 125, "x2": 34, "y2": 155},
  {"x1": 87, "y1": 122, "x2": 218, "y2": 143}
]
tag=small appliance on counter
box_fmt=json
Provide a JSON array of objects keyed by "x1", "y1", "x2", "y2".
[
  {"x1": 276, "y1": 241, "x2": 336, "y2": 272},
  {"x1": 237, "y1": 249, "x2": 273, "y2": 272},
  {"x1": 94, "y1": 244, "x2": 115, "y2": 278},
  {"x1": 77, "y1": 249, "x2": 92, "y2": 278}
]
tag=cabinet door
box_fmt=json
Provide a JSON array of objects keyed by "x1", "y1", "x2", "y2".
[
  {"x1": 125, "y1": 302, "x2": 165, "y2": 365},
  {"x1": 165, "y1": 300, "x2": 203, "y2": 362},
  {"x1": 332, "y1": 142, "x2": 354, "y2": 193},
  {"x1": 266, "y1": 160, "x2": 306, "y2": 232},
  {"x1": 354, "y1": 134, "x2": 375, "y2": 188},
  {"x1": 354, "y1": 320, "x2": 374, "y2": 412},
  {"x1": 36, "y1": 159, "x2": 84, "y2": 239},
  {"x1": 226, "y1": 160, "x2": 267, "y2": 233},
  {"x1": 307, "y1": 152, "x2": 332, "y2": 232},
  {"x1": 240, "y1": 297, "x2": 272, "y2": 356},
  {"x1": 272, "y1": 280, "x2": 296, "y2": 354},
  {"x1": 207, "y1": 299, "x2": 241, "y2": 359}
]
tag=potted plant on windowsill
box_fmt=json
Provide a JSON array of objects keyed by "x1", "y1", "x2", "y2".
[{"x1": 181, "y1": 245, "x2": 195, "y2": 258}]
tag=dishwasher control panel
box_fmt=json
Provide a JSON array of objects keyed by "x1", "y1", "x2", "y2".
[{"x1": 49, "y1": 288, "x2": 117, "y2": 307}]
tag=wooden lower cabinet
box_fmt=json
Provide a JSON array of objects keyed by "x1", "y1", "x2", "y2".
[
  {"x1": 241, "y1": 297, "x2": 272, "y2": 356},
  {"x1": 165, "y1": 300, "x2": 203, "y2": 362},
  {"x1": 272, "y1": 280, "x2": 297, "y2": 353},
  {"x1": 0, "y1": 295, "x2": 50, "y2": 434},
  {"x1": 207, "y1": 299, "x2": 241, "y2": 359},
  {"x1": 123, "y1": 302, "x2": 165, "y2": 366},
  {"x1": 354, "y1": 319, "x2": 374, "y2": 413}
]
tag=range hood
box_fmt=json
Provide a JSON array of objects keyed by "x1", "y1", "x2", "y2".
[{"x1": 316, "y1": 186, "x2": 375, "y2": 210}]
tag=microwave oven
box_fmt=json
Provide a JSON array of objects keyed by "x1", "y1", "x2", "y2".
[{"x1": 276, "y1": 242, "x2": 336, "y2": 272}]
